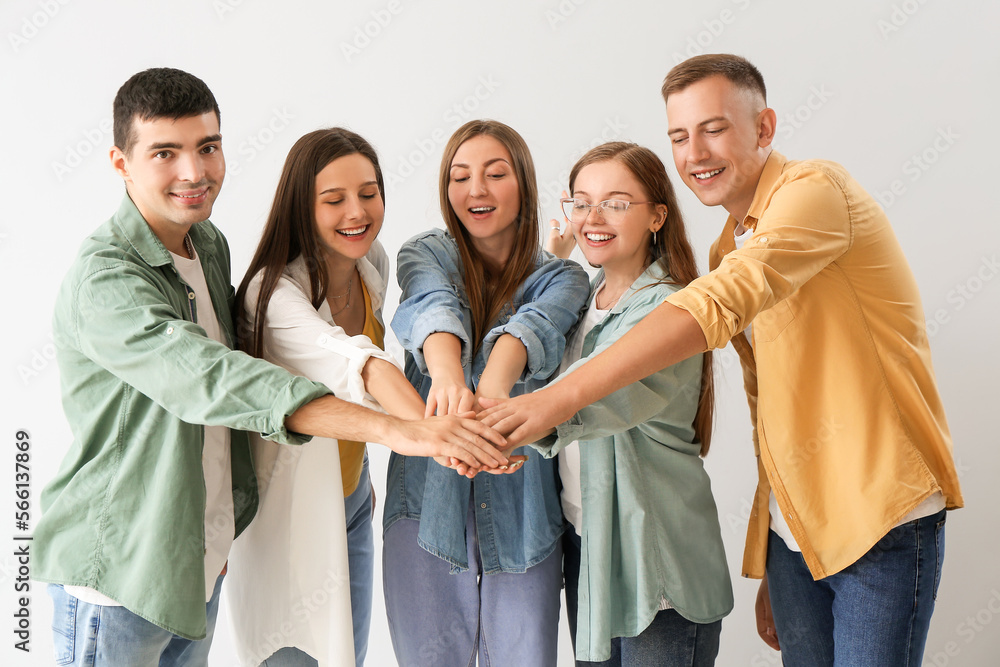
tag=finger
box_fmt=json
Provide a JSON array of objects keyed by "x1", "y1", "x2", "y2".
[
  {"x1": 477, "y1": 396, "x2": 502, "y2": 410},
  {"x1": 483, "y1": 455, "x2": 528, "y2": 475},
  {"x1": 426, "y1": 393, "x2": 439, "y2": 418},
  {"x1": 460, "y1": 419, "x2": 507, "y2": 450},
  {"x1": 457, "y1": 390, "x2": 475, "y2": 415}
]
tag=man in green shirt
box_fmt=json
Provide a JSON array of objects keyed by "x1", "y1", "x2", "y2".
[{"x1": 35, "y1": 68, "x2": 507, "y2": 666}]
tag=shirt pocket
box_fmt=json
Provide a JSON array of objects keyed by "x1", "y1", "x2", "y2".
[{"x1": 752, "y1": 300, "x2": 795, "y2": 343}]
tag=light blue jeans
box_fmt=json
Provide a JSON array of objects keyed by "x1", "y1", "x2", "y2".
[
  {"x1": 766, "y1": 509, "x2": 946, "y2": 666},
  {"x1": 383, "y1": 499, "x2": 562, "y2": 667},
  {"x1": 262, "y1": 454, "x2": 374, "y2": 667},
  {"x1": 47, "y1": 574, "x2": 223, "y2": 666}
]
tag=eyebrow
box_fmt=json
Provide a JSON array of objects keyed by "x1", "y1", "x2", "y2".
[
  {"x1": 573, "y1": 190, "x2": 634, "y2": 198},
  {"x1": 318, "y1": 180, "x2": 379, "y2": 196},
  {"x1": 667, "y1": 116, "x2": 728, "y2": 136},
  {"x1": 146, "y1": 134, "x2": 222, "y2": 151},
  {"x1": 450, "y1": 158, "x2": 511, "y2": 169}
]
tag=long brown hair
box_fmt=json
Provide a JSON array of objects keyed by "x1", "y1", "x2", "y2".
[
  {"x1": 568, "y1": 142, "x2": 715, "y2": 456},
  {"x1": 438, "y1": 120, "x2": 541, "y2": 352},
  {"x1": 236, "y1": 128, "x2": 385, "y2": 359}
]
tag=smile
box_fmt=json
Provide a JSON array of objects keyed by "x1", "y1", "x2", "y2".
[
  {"x1": 693, "y1": 168, "x2": 724, "y2": 180},
  {"x1": 337, "y1": 225, "x2": 369, "y2": 237},
  {"x1": 585, "y1": 232, "x2": 615, "y2": 242},
  {"x1": 469, "y1": 206, "x2": 496, "y2": 213}
]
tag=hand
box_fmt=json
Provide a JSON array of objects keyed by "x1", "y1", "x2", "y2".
[
  {"x1": 544, "y1": 191, "x2": 577, "y2": 258},
  {"x1": 451, "y1": 453, "x2": 529, "y2": 478},
  {"x1": 755, "y1": 574, "x2": 780, "y2": 651},
  {"x1": 477, "y1": 393, "x2": 561, "y2": 450},
  {"x1": 426, "y1": 377, "x2": 476, "y2": 417},
  {"x1": 389, "y1": 414, "x2": 508, "y2": 469}
]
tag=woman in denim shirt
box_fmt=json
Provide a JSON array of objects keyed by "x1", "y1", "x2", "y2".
[
  {"x1": 385, "y1": 120, "x2": 590, "y2": 666},
  {"x1": 485, "y1": 143, "x2": 733, "y2": 665}
]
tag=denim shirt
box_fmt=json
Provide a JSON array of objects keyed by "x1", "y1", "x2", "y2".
[
  {"x1": 533, "y1": 262, "x2": 733, "y2": 661},
  {"x1": 387, "y1": 228, "x2": 590, "y2": 573},
  {"x1": 35, "y1": 195, "x2": 331, "y2": 640}
]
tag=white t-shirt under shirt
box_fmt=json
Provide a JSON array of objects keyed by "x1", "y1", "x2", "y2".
[
  {"x1": 66, "y1": 240, "x2": 234, "y2": 606},
  {"x1": 732, "y1": 225, "x2": 943, "y2": 553},
  {"x1": 557, "y1": 291, "x2": 609, "y2": 533}
]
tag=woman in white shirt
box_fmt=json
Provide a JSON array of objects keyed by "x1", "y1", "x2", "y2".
[{"x1": 224, "y1": 128, "x2": 484, "y2": 667}]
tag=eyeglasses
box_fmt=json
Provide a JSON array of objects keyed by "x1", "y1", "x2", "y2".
[{"x1": 560, "y1": 198, "x2": 654, "y2": 224}]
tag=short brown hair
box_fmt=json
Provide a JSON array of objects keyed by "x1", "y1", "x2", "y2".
[{"x1": 662, "y1": 54, "x2": 766, "y2": 104}]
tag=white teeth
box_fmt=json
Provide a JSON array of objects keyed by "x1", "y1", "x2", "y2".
[
  {"x1": 694, "y1": 168, "x2": 723, "y2": 180},
  {"x1": 338, "y1": 225, "x2": 368, "y2": 236},
  {"x1": 470, "y1": 206, "x2": 495, "y2": 213},
  {"x1": 586, "y1": 233, "x2": 614, "y2": 242},
  {"x1": 175, "y1": 192, "x2": 203, "y2": 198}
]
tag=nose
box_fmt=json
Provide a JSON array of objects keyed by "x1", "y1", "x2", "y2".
[
  {"x1": 344, "y1": 195, "x2": 366, "y2": 221},
  {"x1": 687, "y1": 134, "x2": 710, "y2": 164},
  {"x1": 176, "y1": 150, "x2": 206, "y2": 183},
  {"x1": 469, "y1": 174, "x2": 488, "y2": 197}
]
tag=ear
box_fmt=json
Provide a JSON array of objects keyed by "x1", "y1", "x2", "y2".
[
  {"x1": 651, "y1": 203, "x2": 668, "y2": 231},
  {"x1": 757, "y1": 107, "x2": 777, "y2": 149},
  {"x1": 110, "y1": 146, "x2": 132, "y2": 183}
]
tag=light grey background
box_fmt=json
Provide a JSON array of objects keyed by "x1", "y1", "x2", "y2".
[{"x1": 2, "y1": 1, "x2": 998, "y2": 665}]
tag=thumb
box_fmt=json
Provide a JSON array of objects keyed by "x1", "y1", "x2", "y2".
[{"x1": 477, "y1": 396, "x2": 501, "y2": 409}]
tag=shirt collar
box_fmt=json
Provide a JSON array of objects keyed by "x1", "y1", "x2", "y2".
[
  {"x1": 740, "y1": 150, "x2": 788, "y2": 232},
  {"x1": 112, "y1": 192, "x2": 218, "y2": 268}
]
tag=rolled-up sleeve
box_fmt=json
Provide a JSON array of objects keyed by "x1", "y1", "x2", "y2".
[
  {"x1": 247, "y1": 270, "x2": 396, "y2": 411},
  {"x1": 391, "y1": 234, "x2": 472, "y2": 373},
  {"x1": 75, "y1": 263, "x2": 330, "y2": 444},
  {"x1": 481, "y1": 255, "x2": 590, "y2": 380},
  {"x1": 667, "y1": 166, "x2": 852, "y2": 350}
]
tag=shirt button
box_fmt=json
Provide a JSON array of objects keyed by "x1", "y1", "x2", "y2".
[
  {"x1": 759, "y1": 237, "x2": 769, "y2": 244},
  {"x1": 318, "y1": 334, "x2": 329, "y2": 345},
  {"x1": 188, "y1": 292, "x2": 195, "y2": 300},
  {"x1": 480, "y1": 503, "x2": 487, "y2": 509},
  {"x1": 166, "y1": 327, "x2": 174, "y2": 335}
]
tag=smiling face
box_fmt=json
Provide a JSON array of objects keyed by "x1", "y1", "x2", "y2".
[
  {"x1": 571, "y1": 159, "x2": 664, "y2": 279},
  {"x1": 666, "y1": 75, "x2": 774, "y2": 221},
  {"x1": 447, "y1": 134, "x2": 521, "y2": 258},
  {"x1": 111, "y1": 112, "x2": 225, "y2": 247},
  {"x1": 313, "y1": 152, "x2": 384, "y2": 262}
]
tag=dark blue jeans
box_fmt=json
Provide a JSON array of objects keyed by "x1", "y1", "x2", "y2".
[
  {"x1": 563, "y1": 529, "x2": 722, "y2": 666},
  {"x1": 766, "y1": 509, "x2": 946, "y2": 666}
]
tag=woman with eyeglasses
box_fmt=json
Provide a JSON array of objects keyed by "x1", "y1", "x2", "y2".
[
  {"x1": 484, "y1": 142, "x2": 733, "y2": 666},
  {"x1": 384, "y1": 119, "x2": 590, "y2": 666},
  {"x1": 225, "y1": 128, "x2": 506, "y2": 667}
]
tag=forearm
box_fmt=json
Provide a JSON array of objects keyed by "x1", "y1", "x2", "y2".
[
  {"x1": 286, "y1": 395, "x2": 398, "y2": 444},
  {"x1": 541, "y1": 303, "x2": 706, "y2": 422},
  {"x1": 362, "y1": 357, "x2": 425, "y2": 420},
  {"x1": 423, "y1": 332, "x2": 467, "y2": 384},
  {"x1": 476, "y1": 334, "x2": 528, "y2": 398}
]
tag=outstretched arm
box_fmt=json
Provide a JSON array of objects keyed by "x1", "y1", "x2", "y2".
[{"x1": 479, "y1": 302, "x2": 706, "y2": 446}]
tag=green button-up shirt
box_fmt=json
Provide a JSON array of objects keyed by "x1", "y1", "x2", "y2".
[
  {"x1": 532, "y1": 262, "x2": 733, "y2": 662},
  {"x1": 34, "y1": 195, "x2": 331, "y2": 640}
]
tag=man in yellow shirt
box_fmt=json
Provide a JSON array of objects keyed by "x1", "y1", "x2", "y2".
[{"x1": 481, "y1": 54, "x2": 962, "y2": 666}]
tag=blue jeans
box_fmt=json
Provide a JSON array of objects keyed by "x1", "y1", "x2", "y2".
[
  {"x1": 47, "y1": 575, "x2": 223, "y2": 666},
  {"x1": 563, "y1": 529, "x2": 721, "y2": 666},
  {"x1": 383, "y1": 500, "x2": 562, "y2": 667},
  {"x1": 766, "y1": 509, "x2": 946, "y2": 666},
  {"x1": 261, "y1": 454, "x2": 374, "y2": 667}
]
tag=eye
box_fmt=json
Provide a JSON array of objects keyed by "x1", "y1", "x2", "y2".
[
  {"x1": 360, "y1": 193, "x2": 378, "y2": 200},
  {"x1": 452, "y1": 176, "x2": 469, "y2": 183},
  {"x1": 201, "y1": 144, "x2": 219, "y2": 154},
  {"x1": 571, "y1": 199, "x2": 589, "y2": 212},
  {"x1": 487, "y1": 171, "x2": 506, "y2": 179},
  {"x1": 603, "y1": 200, "x2": 629, "y2": 213},
  {"x1": 325, "y1": 199, "x2": 345, "y2": 206},
  {"x1": 671, "y1": 136, "x2": 688, "y2": 145},
  {"x1": 154, "y1": 150, "x2": 172, "y2": 159}
]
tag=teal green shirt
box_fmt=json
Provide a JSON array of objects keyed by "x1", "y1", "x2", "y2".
[
  {"x1": 34, "y1": 195, "x2": 331, "y2": 640},
  {"x1": 533, "y1": 262, "x2": 733, "y2": 661}
]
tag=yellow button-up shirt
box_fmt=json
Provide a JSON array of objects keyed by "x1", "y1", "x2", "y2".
[{"x1": 667, "y1": 151, "x2": 963, "y2": 580}]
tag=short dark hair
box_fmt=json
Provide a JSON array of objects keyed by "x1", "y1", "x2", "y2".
[
  {"x1": 113, "y1": 68, "x2": 220, "y2": 155},
  {"x1": 662, "y1": 54, "x2": 766, "y2": 105}
]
